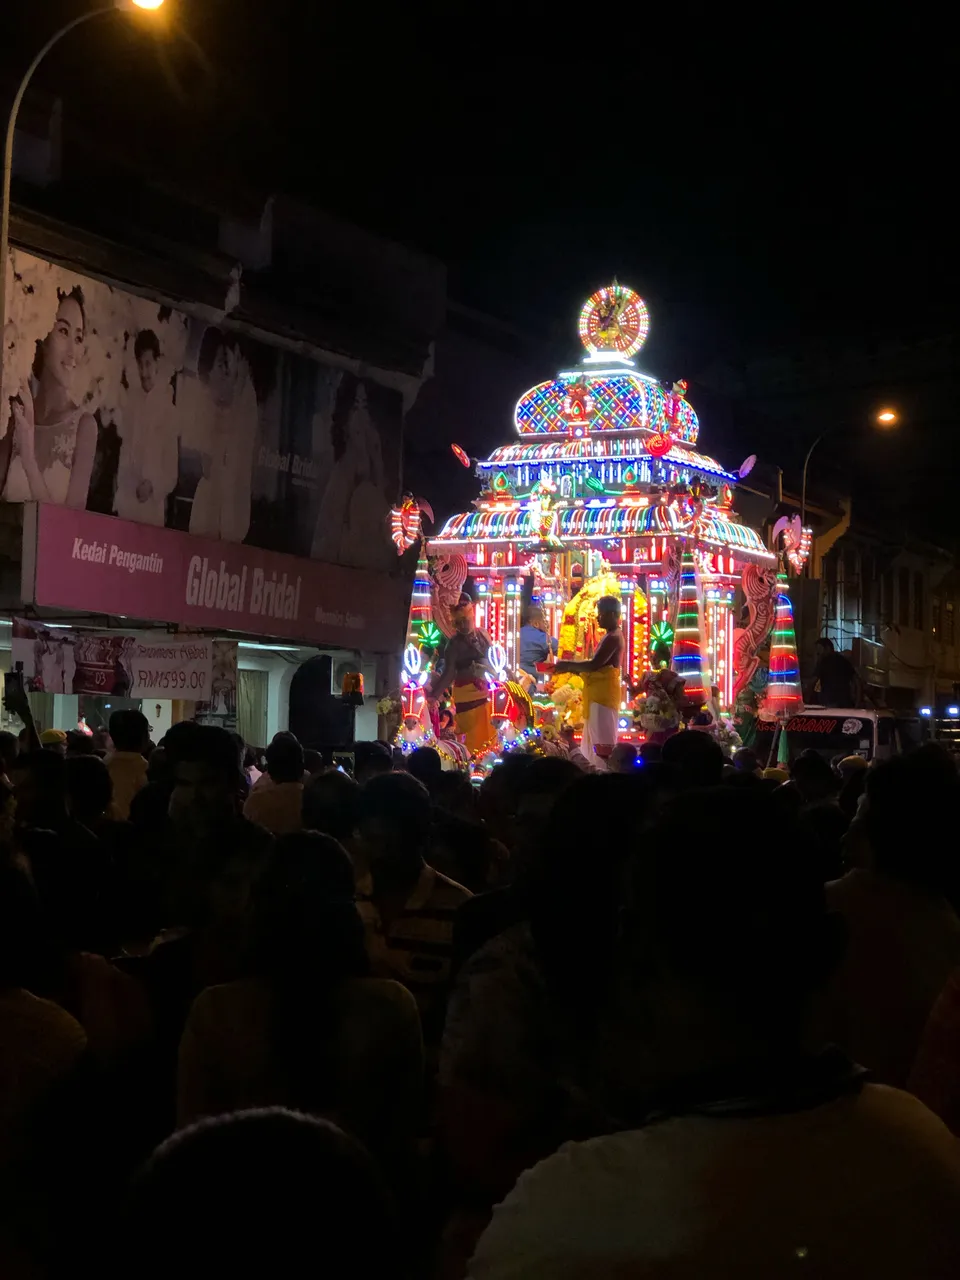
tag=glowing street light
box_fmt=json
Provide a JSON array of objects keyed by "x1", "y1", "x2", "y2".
[
  {"x1": 1, "y1": 1, "x2": 166, "y2": 412},
  {"x1": 801, "y1": 408, "x2": 902, "y2": 526}
]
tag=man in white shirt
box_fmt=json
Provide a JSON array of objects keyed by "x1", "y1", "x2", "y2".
[
  {"x1": 469, "y1": 789, "x2": 960, "y2": 1280},
  {"x1": 116, "y1": 329, "x2": 179, "y2": 527}
]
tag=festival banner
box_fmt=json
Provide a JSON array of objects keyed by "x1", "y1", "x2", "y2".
[
  {"x1": 11, "y1": 618, "x2": 235, "y2": 702},
  {"x1": 21, "y1": 503, "x2": 409, "y2": 654}
]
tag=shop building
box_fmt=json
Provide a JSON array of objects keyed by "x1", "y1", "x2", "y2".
[{"x1": 0, "y1": 182, "x2": 444, "y2": 745}]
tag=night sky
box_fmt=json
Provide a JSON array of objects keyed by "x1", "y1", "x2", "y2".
[{"x1": 3, "y1": 2, "x2": 957, "y2": 538}]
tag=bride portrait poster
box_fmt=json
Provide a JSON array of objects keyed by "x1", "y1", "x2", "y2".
[{"x1": 0, "y1": 248, "x2": 403, "y2": 573}]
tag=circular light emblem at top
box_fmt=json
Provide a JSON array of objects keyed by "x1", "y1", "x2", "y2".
[{"x1": 579, "y1": 283, "x2": 650, "y2": 359}]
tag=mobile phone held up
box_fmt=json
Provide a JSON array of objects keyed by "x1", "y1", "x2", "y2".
[{"x1": 3, "y1": 664, "x2": 24, "y2": 707}]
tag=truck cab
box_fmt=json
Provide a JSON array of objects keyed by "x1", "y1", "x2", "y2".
[{"x1": 754, "y1": 707, "x2": 923, "y2": 767}]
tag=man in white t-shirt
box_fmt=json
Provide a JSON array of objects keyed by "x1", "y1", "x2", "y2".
[{"x1": 469, "y1": 789, "x2": 960, "y2": 1280}]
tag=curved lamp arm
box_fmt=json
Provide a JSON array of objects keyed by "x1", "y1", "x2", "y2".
[{"x1": 0, "y1": 6, "x2": 117, "y2": 408}]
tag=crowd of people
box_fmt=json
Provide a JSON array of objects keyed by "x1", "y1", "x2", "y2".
[{"x1": 3, "y1": 696, "x2": 960, "y2": 1277}]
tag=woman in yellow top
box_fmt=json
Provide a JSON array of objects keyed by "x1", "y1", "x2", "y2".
[{"x1": 554, "y1": 596, "x2": 624, "y2": 768}]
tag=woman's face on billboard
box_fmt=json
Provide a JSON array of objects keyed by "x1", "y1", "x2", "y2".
[{"x1": 42, "y1": 296, "x2": 85, "y2": 392}]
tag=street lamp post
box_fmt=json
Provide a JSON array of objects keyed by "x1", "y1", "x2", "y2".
[
  {"x1": 799, "y1": 430, "x2": 828, "y2": 530},
  {"x1": 0, "y1": 1, "x2": 164, "y2": 414},
  {"x1": 795, "y1": 407, "x2": 900, "y2": 692},
  {"x1": 800, "y1": 408, "x2": 899, "y2": 529}
]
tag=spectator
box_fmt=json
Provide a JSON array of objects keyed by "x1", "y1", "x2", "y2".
[
  {"x1": 661, "y1": 727, "x2": 725, "y2": 788},
  {"x1": 39, "y1": 728, "x2": 68, "y2": 754},
  {"x1": 11, "y1": 749, "x2": 110, "y2": 953},
  {"x1": 441, "y1": 774, "x2": 648, "y2": 1210},
  {"x1": 789, "y1": 748, "x2": 838, "y2": 805},
  {"x1": 407, "y1": 746, "x2": 444, "y2": 794},
  {"x1": 106, "y1": 710, "x2": 151, "y2": 820},
  {"x1": 246, "y1": 732, "x2": 299, "y2": 792},
  {"x1": 0, "y1": 862, "x2": 88, "y2": 1143},
  {"x1": 813, "y1": 636, "x2": 857, "y2": 706},
  {"x1": 64, "y1": 754, "x2": 154, "y2": 954},
  {"x1": 64, "y1": 754, "x2": 117, "y2": 833},
  {"x1": 65, "y1": 728, "x2": 97, "y2": 756},
  {"x1": 117, "y1": 1109, "x2": 398, "y2": 1280},
  {"x1": 355, "y1": 772, "x2": 470, "y2": 1049},
  {"x1": 909, "y1": 967, "x2": 960, "y2": 1135},
  {"x1": 128, "y1": 722, "x2": 201, "y2": 833},
  {"x1": 178, "y1": 833, "x2": 422, "y2": 1171},
  {"x1": 762, "y1": 764, "x2": 789, "y2": 784},
  {"x1": 795, "y1": 799, "x2": 848, "y2": 883},
  {"x1": 819, "y1": 751, "x2": 960, "y2": 1086},
  {"x1": 468, "y1": 789, "x2": 960, "y2": 1279},
  {"x1": 242, "y1": 733, "x2": 305, "y2": 835},
  {"x1": 353, "y1": 739, "x2": 394, "y2": 785},
  {"x1": 120, "y1": 726, "x2": 272, "y2": 1127},
  {"x1": 303, "y1": 748, "x2": 325, "y2": 778},
  {"x1": 242, "y1": 744, "x2": 262, "y2": 790},
  {"x1": 732, "y1": 746, "x2": 761, "y2": 775},
  {"x1": 476, "y1": 753, "x2": 535, "y2": 851},
  {"x1": 453, "y1": 756, "x2": 580, "y2": 973},
  {"x1": 302, "y1": 767, "x2": 360, "y2": 845},
  {"x1": 0, "y1": 728, "x2": 19, "y2": 782},
  {"x1": 0, "y1": 862, "x2": 91, "y2": 1277},
  {"x1": 431, "y1": 770, "x2": 479, "y2": 823},
  {"x1": 837, "y1": 759, "x2": 869, "y2": 821},
  {"x1": 607, "y1": 742, "x2": 640, "y2": 773},
  {"x1": 427, "y1": 812, "x2": 506, "y2": 897}
]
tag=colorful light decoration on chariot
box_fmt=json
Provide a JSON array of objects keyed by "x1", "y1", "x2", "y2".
[
  {"x1": 389, "y1": 496, "x2": 434, "y2": 555},
  {"x1": 646, "y1": 432, "x2": 673, "y2": 458},
  {"x1": 578, "y1": 283, "x2": 650, "y2": 361},
  {"x1": 772, "y1": 514, "x2": 813, "y2": 574},
  {"x1": 763, "y1": 574, "x2": 803, "y2": 717},
  {"x1": 389, "y1": 283, "x2": 789, "y2": 767},
  {"x1": 672, "y1": 550, "x2": 707, "y2": 704}
]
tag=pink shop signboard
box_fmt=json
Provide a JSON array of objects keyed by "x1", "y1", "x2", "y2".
[{"x1": 21, "y1": 504, "x2": 409, "y2": 653}]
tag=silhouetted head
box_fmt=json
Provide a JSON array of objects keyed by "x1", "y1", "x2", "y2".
[
  {"x1": 120, "y1": 1109, "x2": 395, "y2": 1279},
  {"x1": 302, "y1": 769, "x2": 359, "y2": 842},
  {"x1": 265, "y1": 733, "x2": 304, "y2": 785},
  {"x1": 110, "y1": 709, "x2": 150, "y2": 755},
  {"x1": 352, "y1": 740, "x2": 393, "y2": 786},
  {"x1": 662, "y1": 729, "x2": 725, "y2": 788},
  {"x1": 356, "y1": 771, "x2": 431, "y2": 879},
  {"x1": 65, "y1": 754, "x2": 113, "y2": 825}
]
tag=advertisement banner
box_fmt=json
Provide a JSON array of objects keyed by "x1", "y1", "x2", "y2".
[
  {"x1": 1, "y1": 247, "x2": 402, "y2": 571},
  {"x1": 12, "y1": 617, "x2": 235, "y2": 702},
  {"x1": 23, "y1": 503, "x2": 409, "y2": 654}
]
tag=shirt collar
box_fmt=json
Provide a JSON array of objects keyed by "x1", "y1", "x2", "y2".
[{"x1": 357, "y1": 862, "x2": 435, "y2": 910}]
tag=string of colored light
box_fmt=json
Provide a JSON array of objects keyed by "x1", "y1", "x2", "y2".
[
  {"x1": 673, "y1": 549, "x2": 706, "y2": 703},
  {"x1": 479, "y1": 438, "x2": 736, "y2": 481},
  {"x1": 765, "y1": 573, "x2": 802, "y2": 715},
  {"x1": 514, "y1": 373, "x2": 700, "y2": 443},
  {"x1": 434, "y1": 505, "x2": 772, "y2": 555}
]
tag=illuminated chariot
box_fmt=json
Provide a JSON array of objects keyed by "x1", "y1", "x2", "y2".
[{"x1": 391, "y1": 285, "x2": 805, "y2": 762}]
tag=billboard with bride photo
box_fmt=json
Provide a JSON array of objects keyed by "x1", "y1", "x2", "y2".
[{"x1": 1, "y1": 247, "x2": 403, "y2": 574}]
